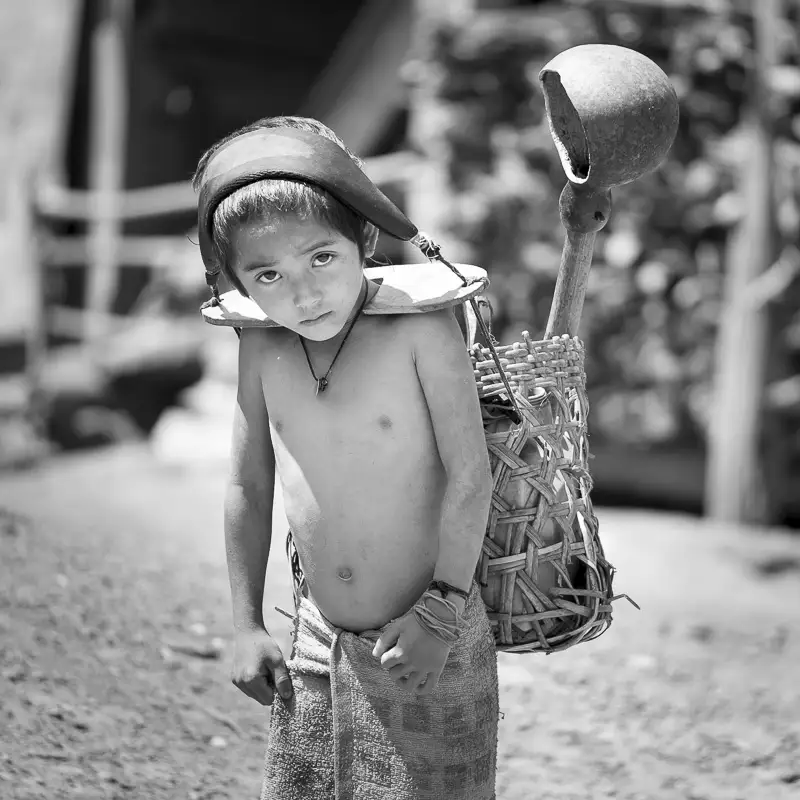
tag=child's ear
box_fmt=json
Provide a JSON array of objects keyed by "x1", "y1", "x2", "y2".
[{"x1": 363, "y1": 224, "x2": 380, "y2": 260}]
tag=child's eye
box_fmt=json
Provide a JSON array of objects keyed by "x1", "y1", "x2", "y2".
[
  {"x1": 256, "y1": 270, "x2": 280, "y2": 284},
  {"x1": 312, "y1": 252, "x2": 335, "y2": 267}
]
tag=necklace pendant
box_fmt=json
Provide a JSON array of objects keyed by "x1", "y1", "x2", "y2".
[{"x1": 315, "y1": 377, "x2": 329, "y2": 396}]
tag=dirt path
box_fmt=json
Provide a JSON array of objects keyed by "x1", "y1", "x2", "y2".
[{"x1": 1, "y1": 445, "x2": 799, "y2": 799}]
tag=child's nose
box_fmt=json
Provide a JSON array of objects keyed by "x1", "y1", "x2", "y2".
[{"x1": 291, "y1": 281, "x2": 323, "y2": 312}]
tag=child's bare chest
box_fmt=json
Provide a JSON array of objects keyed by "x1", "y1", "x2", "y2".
[
  {"x1": 255, "y1": 320, "x2": 446, "y2": 628},
  {"x1": 259, "y1": 321, "x2": 436, "y2": 478}
]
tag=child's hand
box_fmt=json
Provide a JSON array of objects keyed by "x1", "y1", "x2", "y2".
[
  {"x1": 372, "y1": 614, "x2": 452, "y2": 695},
  {"x1": 231, "y1": 628, "x2": 293, "y2": 706}
]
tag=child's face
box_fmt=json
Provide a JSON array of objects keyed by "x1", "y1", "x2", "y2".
[{"x1": 230, "y1": 216, "x2": 371, "y2": 341}]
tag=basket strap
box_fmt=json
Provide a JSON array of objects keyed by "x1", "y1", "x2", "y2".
[
  {"x1": 201, "y1": 268, "x2": 223, "y2": 308},
  {"x1": 411, "y1": 232, "x2": 523, "y2": 420}
]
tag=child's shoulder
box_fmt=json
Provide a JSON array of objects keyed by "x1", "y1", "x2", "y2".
[
  {"x1": 238, "y1": 325, "x2": 293, "y2": 362},
  {"x1": 366, "y1": 309, "x2": 467, "y2": 370},
  {"x1": 387, "y1": 307, "x2": 461, "y2": 341},
  {"x1": 366, "y1": 307, "x2": 458, "y2": 349},
  {"x1": 378, "y1": 306, "x2": 456, "y2": 331},
  {"x1": 239, "y1": 324, "x2": 293, "y2": 344}
]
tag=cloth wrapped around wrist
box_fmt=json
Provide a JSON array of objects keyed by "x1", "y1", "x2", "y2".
[{"x1": 412, "y1": 589, "x2": 466, "y2": 646}]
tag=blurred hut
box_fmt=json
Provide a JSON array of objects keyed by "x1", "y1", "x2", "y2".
[
  {"x1": 0, "y1": 0, "x2": 416, "y2": 458},
  {"x1": 62, "y1": 0, "x2": 415, "y2": 313},
  {"x1": 2, "y1": 0, "x2": 798, "y2": 526}
]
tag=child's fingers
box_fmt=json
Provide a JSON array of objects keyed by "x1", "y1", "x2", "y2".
[
  {"x1": 271, "y1": 664, "x2": 294, "y2": 700},
  {"x1": 233, "y1": 668, "x2": 274, "y2": 705},
  {"x1": 415, "y1": 674, "x2": 437, "y2": 696},
  {"x1": 256, "y1": 684, "x2": 276, "y2": 706},
  {"x1": 394, "y1": 671, "x2": 422, "y2": 691},
  {"x1": 388, "y1": 663, "x2": 414, "y2": 680},
  {"x1": 409, "y1": 672, "x2": 431, "y2": 694},
  {"x1": 241, "y1": 676, "x2": 275, "y2": 706},
  {"x1": 372, "y1": 625, "x2": 400, "y2": 659},
  {"x1": 379, "y1": 646, "x2": 406, "y2": 669}
]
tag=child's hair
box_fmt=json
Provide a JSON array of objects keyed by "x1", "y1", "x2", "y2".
[{"x1": 193, "y1": 116, "x2": 376, "y2": 293}]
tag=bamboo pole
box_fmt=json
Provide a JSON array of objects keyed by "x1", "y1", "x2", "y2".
[
  {"x1": 544, "y1": 185, "x2": 610, "y2": 338},
  {"x1": 84, "y1": 0, "x2": 131, "y2": 341},
  {"x1": 35, "y1": 151, "x2": 420, "y2": 223},
  {"x1": 8, "y1": 168, "x2": 47, "y2": 447},
  {"x1": 42, "y1": 235, "x2": 196, "y2": 268},
  {"x1": 704, "y1": 0, "x2": 782, "y2": 523}
]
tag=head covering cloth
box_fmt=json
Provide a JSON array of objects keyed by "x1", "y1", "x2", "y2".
[
  {"x1": 197, "y1": 128, "x2": 418, "y2": 296},
  {"x1": 195, "y1": 126, "x2": 488, "y2": 330}
]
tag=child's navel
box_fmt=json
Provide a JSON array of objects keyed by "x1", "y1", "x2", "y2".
[
  {"x1": 377, "y1": 415, "x2": 393, "y2": 430},
  {"x1": 274, "y1": 420, "x2": 284, "y2": 433}
]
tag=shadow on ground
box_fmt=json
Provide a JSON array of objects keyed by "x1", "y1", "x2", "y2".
[{"x1": 1, "y1": 445, "x2": 799, "y2": 799}]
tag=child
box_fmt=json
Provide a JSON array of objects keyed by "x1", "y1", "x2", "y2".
[{"x1": 194, "y1": 116, "x2": 499, "y2": 799}]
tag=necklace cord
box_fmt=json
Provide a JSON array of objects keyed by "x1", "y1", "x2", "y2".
[{"x1": 299, "y1": 280, "x2": 370, "y2": 391}]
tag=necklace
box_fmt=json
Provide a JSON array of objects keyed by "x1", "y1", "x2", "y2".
[{"x1": 299, "y1": 282, "x2": 370, "y2": 396}]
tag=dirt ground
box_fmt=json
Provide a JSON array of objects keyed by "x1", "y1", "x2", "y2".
[{"x1": 1, "y1": 444, "x2": 799, "y2": 800}]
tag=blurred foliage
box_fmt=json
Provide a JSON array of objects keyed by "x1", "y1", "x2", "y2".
[{"x1": 406, "y1": 0, "x2": 800, "y2": 452}]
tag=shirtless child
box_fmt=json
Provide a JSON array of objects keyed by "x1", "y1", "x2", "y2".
[{"x1": 194, "y1": 116, "x2": 499, "y2": 800}]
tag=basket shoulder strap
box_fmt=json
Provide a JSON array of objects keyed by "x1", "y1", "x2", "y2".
[{"x1": 454, "y1": 295, "x2": 492, "y2": 347}]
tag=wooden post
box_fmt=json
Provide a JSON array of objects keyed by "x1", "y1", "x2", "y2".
[
  {"x1": 705, "y1": 0, "x2": 782, "y2": 523},
  {"x1": 544, "y1": 183, "x2": 610, "y2": 338},
  {"x1": 5, "y1": 166, "x2": 47, "y2": 450},
  {"x1": 43, "y1": 2, "x2": 83, "y2": 186},
  {"x1": 85, "y1": 0, "x2": 131, "y2": 340}
]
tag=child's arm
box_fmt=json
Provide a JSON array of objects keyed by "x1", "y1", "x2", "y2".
[
  {"x1": 413, "y1": 308, "x2": 492, "y2": 607},
  {"x1": 373, "y1": 309, "x2": 491, "y2": 693},
  {"x1": 226, "y1": 329, "x2": 291, "y2": 705},
  {"x1": 226, "y1": 327, "x2": 275, "y2": 632}
]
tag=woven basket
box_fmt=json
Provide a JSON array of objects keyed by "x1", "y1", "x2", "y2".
[{"x1": 470, "y1": 332, "x2": 618, "y2": 654}]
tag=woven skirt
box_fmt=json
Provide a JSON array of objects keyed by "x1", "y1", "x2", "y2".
[{"x1": 261, "y1": 582, "x2": 499, "y2": 800}]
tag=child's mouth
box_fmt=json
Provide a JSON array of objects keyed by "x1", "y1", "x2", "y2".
[{"x1": 300, "y1": 311, "x2": 333, "y2": 326}]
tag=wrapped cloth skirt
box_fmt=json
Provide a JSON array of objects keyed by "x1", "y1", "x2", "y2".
[{"x1": 261, "y1": 582, "x2": 499, "y2": 800}]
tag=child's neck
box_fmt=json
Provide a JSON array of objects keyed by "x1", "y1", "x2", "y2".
[{"x1": 301, "y1": 276, "x2": 371, "y2": 356}]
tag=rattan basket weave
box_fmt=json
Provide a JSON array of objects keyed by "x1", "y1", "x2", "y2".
[{"x1": 470, "y1": 332, "x2": 618, "y2": 654}]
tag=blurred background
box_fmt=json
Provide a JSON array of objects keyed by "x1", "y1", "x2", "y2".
[
  {"x1": 1, "y1": 0, "x2": 799, "y2": 525},
  {"x1": 1, "y1": 1, "x2": 799, "y2": 799}
]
